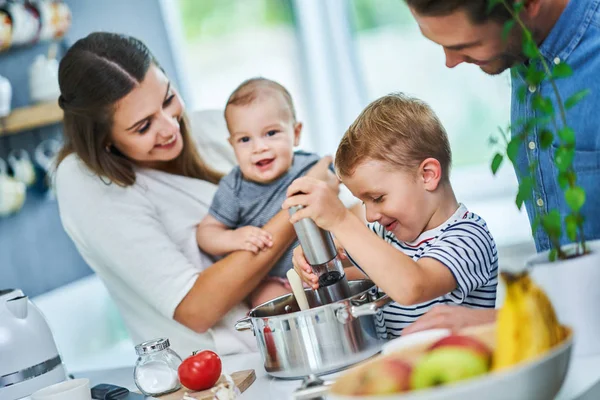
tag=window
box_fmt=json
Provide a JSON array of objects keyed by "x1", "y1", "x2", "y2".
[
  {"x1": 166, "y1": 0, "x2": 533, "y2": 247},
  {"x1": 348, "y1": 0, "x2": 512, "y2": 168},
  {"x1": 173, "y1": 0, "x2": 315, "y2": 149}
]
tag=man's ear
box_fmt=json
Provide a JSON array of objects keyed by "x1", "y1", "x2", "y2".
[
  {"x1": 293, "y1": 122, "x2": 303, "y2": 146},
  {"x1": 522, "y1": 0, "x2": 542, "y2": 19},
  {"x1": 419, "y1": 157, "x2": 443, "y2": 191}
]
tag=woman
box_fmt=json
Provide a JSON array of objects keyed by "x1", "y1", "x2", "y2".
[{"x1": 54, "y1": 32, "x2": 336, "y2": 357}]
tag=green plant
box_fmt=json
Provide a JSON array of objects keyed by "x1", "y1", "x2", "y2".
[{"x1": 488, "y1": 0, "x2": 589, "y2": 260}]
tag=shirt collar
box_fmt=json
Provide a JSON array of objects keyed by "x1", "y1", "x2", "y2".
[{"x1": 539, "y1": 0, "x2": 600, "y2": 62}]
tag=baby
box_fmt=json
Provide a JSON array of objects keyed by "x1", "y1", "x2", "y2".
[
  {"x1": 196, "y1": 77, "x2": 354, "y2": 308},
  {"x1": 285, "y1": 93, "x2": 499, "y2": 337}
]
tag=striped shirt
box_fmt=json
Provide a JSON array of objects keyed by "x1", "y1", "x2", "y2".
[{"x1": 349, "y1": 204, "x2": 498, "y2": 338}]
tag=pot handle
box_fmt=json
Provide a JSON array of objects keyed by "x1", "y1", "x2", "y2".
[
  {"x1": 234, "y1": 316, "x2": 253, "y2": 331},
  {"x1": 350, "y1": 294, "x2": 392, "y2": 318}
]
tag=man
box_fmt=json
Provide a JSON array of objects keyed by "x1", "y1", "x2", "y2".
[
  {"x1": 402, "y1": 0, "x2": 600, "y2": 334},
  {"x1": 406, "y1": 0, "x2": 599, "y2": 251}
]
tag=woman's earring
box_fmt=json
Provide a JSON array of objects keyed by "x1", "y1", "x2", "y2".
[{"x1": 105, "y1": 144, "x2": 112, "y2": 154}]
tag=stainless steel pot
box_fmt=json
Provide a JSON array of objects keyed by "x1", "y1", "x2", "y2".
[{"x1": 235, "y1": 280, "x2": 391, "y2": 379}]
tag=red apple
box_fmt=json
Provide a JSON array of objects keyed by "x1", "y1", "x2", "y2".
[
  {"x1": 354, "y1": 357, "x2": 412, "y2": 395},
  {"x1": 429, "y1": 335, "x2": 492, "y2": 360}
]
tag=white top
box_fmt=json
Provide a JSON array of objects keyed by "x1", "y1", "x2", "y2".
[{"x1": 55, "y1": 154, "x2": 257, "y2": 358}]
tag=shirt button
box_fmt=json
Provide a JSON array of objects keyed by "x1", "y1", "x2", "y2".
[
  {"x1": 554, "y1": 57, "x2": 561, "y2": 65},
  {"x1": 528, "y1": 85, "x2": 537, "y2": 93},
  {"x1": 528, "y1": 141, "x2": 536, "y2": 150},
  {"x1": 536, "y1": 198, "x2": 544, "y2": 207}
]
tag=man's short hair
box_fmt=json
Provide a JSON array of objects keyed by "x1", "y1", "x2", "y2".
[{"x1": 405, "y1": 0, "x2": 512, "y2": 24}]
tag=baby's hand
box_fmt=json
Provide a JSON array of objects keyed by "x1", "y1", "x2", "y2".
[{"x1": 230, "y1": 226, "x2": 273, "y2": 254}]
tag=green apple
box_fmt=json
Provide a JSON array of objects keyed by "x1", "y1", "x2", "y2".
[
  {"x1": 410, "y1": 347, "x2": 489, "y2": 390},
  {"x1": 354, "y1": 357, "x2": 413, "y2": 395}
]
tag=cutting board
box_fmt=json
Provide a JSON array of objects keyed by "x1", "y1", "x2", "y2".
[{"x1": 159, "y1": 370, "x2": 256, "y2": 400}]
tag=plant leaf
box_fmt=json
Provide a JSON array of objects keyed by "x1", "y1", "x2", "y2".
[
  {"x1": 507, "y1": 138, "x2": 521, "y2": 163},
  {"x1": 539, "y1": 129, "x2": 553, "y2": 149},
  {"x1": 533, "y1": 95, "x2": 554, "y2": 115},
  {"x1": 565, "y1": 186, "x2": 586, "y2": 212},
  {"x1": 516, "y1": 177, "x2": 533, "y2": 210},
  {"x1": 502, "y1": 20, "x2": 515, "y2": 42},
  {"x1": 523, "y1": 34, "x2": 538, "y2": 59},
  {"x1": 557, "y1": 127, "x2": 575, "y2": 146},
  {"x1": 565, "y1": 89, "x2": 591, "y2": 110},
  {"x1": 513, "y1": 1, "x2": 525, "y2": 13},
  {"x1": 491, "y1": 153, "x2": 504, "y2": 175},
  {"x1": 541, "y1": 210, "x2": 562, "y2": 239},
  {"x1": 565, "y1": 215, "x2": 578, "y2": 242},
  {"x1": 548, "y1": 248, "x2": 558, "y2": 262},
  {"x1": 525, "y1": 65, "x2": 546, "y2": 87},
  {"x1": 486, "y1": 0, "x2": 504, "y2": 14},
  {"x1": 551, "y1": 62, "x2": 573, "y2": 79},
  {"x1": 554, "y1": 147, "x2": 575, "y2": 172},
  {"x1": 557, "y1": 171, "x2": 571, "y2": 190}
]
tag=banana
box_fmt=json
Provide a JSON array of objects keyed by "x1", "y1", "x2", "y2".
[{"x1": 492, "y1": 271, "x2": 564, "y2": 371}]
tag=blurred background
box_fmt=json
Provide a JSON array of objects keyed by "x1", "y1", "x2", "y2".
[{"x1": 0, "y1": 0, "x2": 532, "y2": 374}]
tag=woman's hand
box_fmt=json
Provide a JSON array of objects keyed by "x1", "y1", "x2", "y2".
[
  {"x1": 402, "y1": 305, "x2": 498, "y2": 335},
  {"x1": 283, "y1": 176, "x2": 350, "y2": 232},
  {"x1": 292, "y1": 240, "x2": 348, "y2": 290}
]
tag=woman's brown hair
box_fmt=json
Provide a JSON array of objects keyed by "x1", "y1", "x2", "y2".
[{"x1": 56, "y1": 32, "x2": 221, "y2": 186}]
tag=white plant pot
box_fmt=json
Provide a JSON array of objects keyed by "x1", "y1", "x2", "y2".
[{"x1": 527, "y1": 239, "x2": 600, "y2": 357}]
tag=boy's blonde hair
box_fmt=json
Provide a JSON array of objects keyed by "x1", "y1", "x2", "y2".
[
  {"x1": 225, "y1": 77, "x2": 297, "y2": 122},
  {"x1": 335, "y1": 93, "x2": 452, "y2": 182}
]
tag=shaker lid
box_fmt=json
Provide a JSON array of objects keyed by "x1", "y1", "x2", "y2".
[{"x1": 135, "y1": 338, "x2": 170, "y2": 355}]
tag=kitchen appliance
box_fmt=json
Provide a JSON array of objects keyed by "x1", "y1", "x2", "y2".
[
  {"x1": 0, "y1": 289, "x2": 67, "y2": 400},
  {"x1": 0, "y1": 73, "x2": 11, "y2": 117},
  {"x1": 235, "y1": 280, "x2": 391, "y2": 379},
  {"x1": 288, "y1": 205, "x2": 350, "y2": 305}
]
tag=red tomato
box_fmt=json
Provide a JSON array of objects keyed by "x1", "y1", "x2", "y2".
[{"x1": 178, "y1": 350, "x2": 222, "y2": 391}]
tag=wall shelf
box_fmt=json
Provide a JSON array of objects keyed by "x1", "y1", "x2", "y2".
[{"x1": 0, "y1": 101, "x2": 63, "y2": 137}]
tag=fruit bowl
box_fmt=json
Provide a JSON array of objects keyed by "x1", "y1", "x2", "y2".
[{"x1": 328, "y1": 324, "x2": 573, "y2": 400}]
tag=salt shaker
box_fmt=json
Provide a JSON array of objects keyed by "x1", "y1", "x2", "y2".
[{"x1": 133, "y1": 338, "x2": 182, "y2": 396}]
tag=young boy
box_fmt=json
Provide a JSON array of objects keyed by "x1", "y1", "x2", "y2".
[
  {"x1": 196, "y1": 77, "x2": 356, "y2": 308},
  {"x1": 284, "y1": 93, "x2": 498, "y2": 337}
]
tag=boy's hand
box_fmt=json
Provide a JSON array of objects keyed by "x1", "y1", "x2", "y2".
[
  {"x1": 292, "y1": 240, "x2": 348, "y2": 290},
  {"x1": 292, "y1": 245, "x2": 319, "y2": 289},
  {"x1": 228, "y1": 226, "x2": 273, "y2": 254},
  {"x1": 283, "y1": 176, "x2": 349, "y2": 232},
  {"x1": 306, "y1": 156, "x2": 340, "y2": 194}
]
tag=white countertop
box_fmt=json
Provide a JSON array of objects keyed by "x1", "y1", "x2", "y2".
[{"x1": 76, "y1": 351, "x2": 600, "y2": 400}]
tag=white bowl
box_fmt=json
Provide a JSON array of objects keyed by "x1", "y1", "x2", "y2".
[
  {"x1": 381, "y1": 329, "x2": 450, "y2": 355},
  {"x1": 330, "y1": 326, "x2": 573, "y2": 400}
]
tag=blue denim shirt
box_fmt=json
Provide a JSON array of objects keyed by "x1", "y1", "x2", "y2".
[{"x1": 511, "y1": 0, "x2": 600, "y2": 251}]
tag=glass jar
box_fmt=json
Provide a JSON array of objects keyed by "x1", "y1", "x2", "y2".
[{"x1": 133, "y1": 338, "x2": 183, "y2": 396}]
